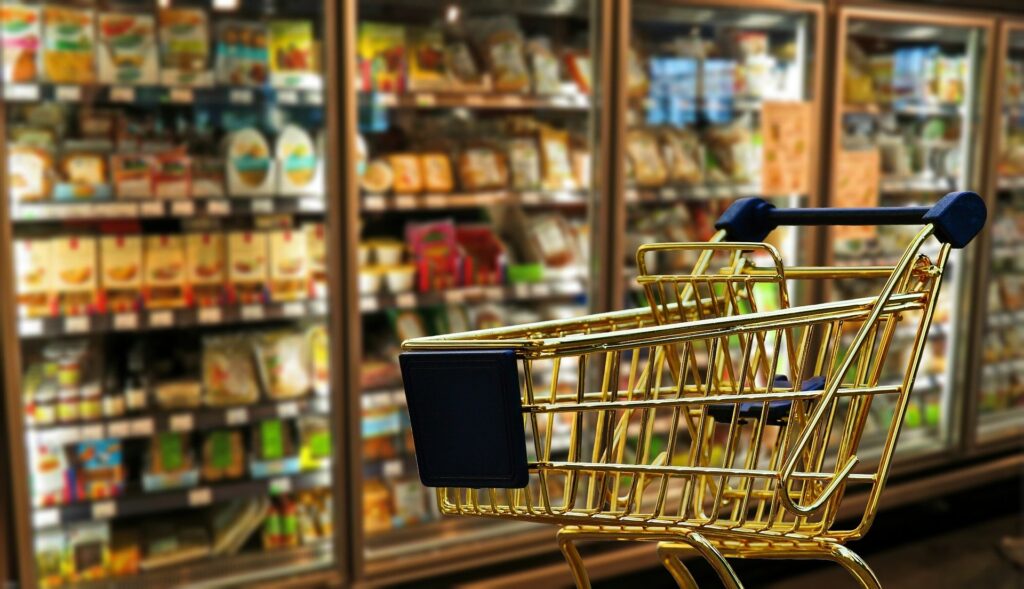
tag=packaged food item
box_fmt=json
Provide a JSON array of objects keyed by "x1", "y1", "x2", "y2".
[
  {"x1": 360, "y1": 159, "x2": 393, "y2": 194},
  {"x1": 255, "y1": 330, "x2": 311, "y2": 400},
  {"x1": 704, "y1": 122, "x2": 756, "y2": 183},
  {"x1": 251, "y1": 419, "x2": 300, "y2": 477},
  {"x1": 268, "y1": 20, "x2": 318, "y2": 88},
  {"x1": 276, "y1": 125, "x2": 320, "y2": 195},
  {"x1": 1, "y1": 4, "x2": 41, "y2": 83},
  {"x1": 201, "y1": 429, "x2": 246, "y2": 481},
  {"x1": 456, "y1": 225, "x2": 506, "y2": 286},
  {"x1": 215, "y1": 20, "x2": 268, "y2": 86},
  {"x1": 142, "y1": 234, "x2": 186, "y2": 309},
  {"x1": 71, "y1": 440, "x2": 124, "y2": 501},
  {"x1": 154, "y1": 149, "x2": 191, "y2": 199},
  {"x1": 154, "y1": 379, "x2": 201, "y2": 409},
  {"x1": 571, "y1": 146, "x2": 591, "y2": 190},
  {"x1": 202, "y1": 334, "x2": 259, "y2": 406},
  {"x1": 15, "y1": 238, "x2": 52, "y2": 316},
  {"x1": 389, "y1": 153, "x2": 423, "y2": 194},
  {"x1": 79, "y1": 383, "x2": 102, "y2": 420},
  {"x1": 392, "y1": 479, "x2": 429, "y2": 527},
  {"x1": 158, "y1": 8, "x2": 211, "y2": 86},
  {"x1": 109, "y1": 529, "x2": 140, "y2": 577},
  {"x1": 298, "y1": 416, "x2": 331, "y2": 471},
  {"x1": 42, "y1": 6, "x2": 95, "y2": 84},
  {"x1": 68, "y1": 522, "x2": 110, "y2": 582},
  {"x1": 185, "y1": 232, "x2": 225, "y2": 306},
  {"x1": 458, "y1": 147, "x2": 508, "y2": 191},
  {"x1": 111, "y1": 154, "x2": 155, "y2": 199},
  {"x1": 662, "y1": 129, "x2": 703, "y2": 184},
  {"x1": 539, "y1": 127, "x2": 576, "y2": 190},
  {"x1": 141, "y1": 522, "x2": 210, "y2": 569},
  {"x1": 100, "y1": 235, "x2": 142, "y2": 313},
  {"x1": 406, "y1": 220, "x2": 460, "y2": 291},
  {"x1": 53, "y1": 236, "x2": 98, "y2": 315},
  {"x1": 384, "y1": 265, "x2": 416, "y2": 294},
  {"x1": 268, "y1": 229, "x2": 309, "y2": 302},
  {"x1": 444, "y1": 41, "x2": 485, "y2": 90},
  {"x1": 363, "y1": 479, "x2": 393, "y2": 534},
  {"x1": 407, "y1": 27, "x2": 445, "y2": 91},
  {"x1": 143, "y1": 432, "x2": 199, "y2": 491},
  {"x1": 527, "y1": 38, "x2": 561, "y2": 95},
  {"x1": 31, "y1": 440, "x2": 69, "y2": 507},
  {"x1": 305, "y1": 223, "x2": 326, "y2": 297},
  {"x1": 9, "y1": 145, "x2": 53, "y2": 202},
  {"x1": 209, "y1": 497, "x2": 268, "y2": 555},
  {"x1": 527, "y1": 214, "x2": 577, "y2": 268},
  {"x1": 226, "y1": 128, "x2": 275, "y2": 196},
  {"x1": 228, "y1": 231, "x2": 268, "y2": 304},
  {"x1": 565, "y1": 52, "x2": 592, "y2": 94},
  {"x1": 418, "y1": 153, "x2": 453, "y2": 194},
  {"x1": 357, "y1": 22, "x2": 405, "y2": 92},
  {"x1": 190, "y1": 157, "x2": 226, "y2": 198},
  {"x1": 470, "y1": 16, "x2": 529, "y2": 93},
  {"x1": 306, "y1": 324, "x2": 329, "y2": 394},
  {"x1": 626, "y1": 129, "x2": 668, "y2": 187},
  {"x1": 98, "y1": 12, "x2": 158, "y2": 85},
  {"x1": 56, "y1": 152, "x2": 112, "y2": 201},
  {"x1": 35, "y1": 529, "x2": 66, "y2": 589}
]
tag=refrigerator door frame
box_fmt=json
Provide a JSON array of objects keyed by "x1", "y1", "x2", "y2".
[{"x1": 828, "y1": 2, "x2": 998, "y2": 475}]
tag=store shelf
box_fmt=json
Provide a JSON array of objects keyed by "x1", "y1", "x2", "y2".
[
  {"x1": 880, "y1": 176, "x2": 959, "y2": 194},
  {"x1": 11, "y1": 197, "x2": 325, "y2": 223},
  {"x1": 32, "y1": 469, "x2": 332, "y2": 530},
  {"x1": 18, "y1": 299, "x2": 328, "y2": 339},
  {"x1": 2, "y1": 83, "x2": 323, "y2": 107},
  {"x1": 362, "y1": 91, "x2": 590, "y2": 111},
  {"x1": 359, "y1": 280, "x2": 587, "y2": 313},
  {"x1": 997, "y1": 176, "x2": 1024, "y2": 191},
  {"x1": 28, "y1": 396, "x2": 331, "y2": 445},
  {"x1": 843, "y1": 101, "x2": 965, "y2": 117},
  {"x1": 987, "y1": 309, "x2": 1024, "y2": 329},
  {"x1": 361, "y1": 190, "x2": 588, "y2": 212},
  {"x1": 625, "y1": 183, "x2": 763, "y2": 203}
]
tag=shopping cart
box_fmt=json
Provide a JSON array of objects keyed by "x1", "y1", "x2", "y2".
[{"x1": 399, "y1": 192, "x2": 986, "y2": 588}]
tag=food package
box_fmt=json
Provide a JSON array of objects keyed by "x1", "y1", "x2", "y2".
[
  {"x1": 42, "y1": 6, "x2": 96, "y2": 84},
  {"x1": 539, "y1": 127, "x2": 576, "y2": 190},
  {"x1": 420, "y1": 153, "x2": 454, "y2": 193},
  {"x1": 268, "y1": 229, "x2": 308, "y2": 302},
  {"x1": 268, "y1": 19, "x2": 318, "y2": 89},
  {"x1": 71, "y1": 440, "x2": 124, "y2": 501},
  {"x1": 571, "y1": 147, "x2": 590, "y2": 190},
  {"x1": 306, "y1": 324, "x2": 329, "y2": 394},
  {"x1": 276, "y1": 125, "x2": 320, "y2": 195},
  {"x1": 508, "y1": 138, "x2": 541, "y2": 190},
  {"x1": 9, "y1": 145, "x2": 53, "y2": 201},
  {"x1": 140, "y1": 522, "x2": 210, "y2": 570},
  {"x1": 469, "y1": 16, "x2": 529, "y2": 93},
  {"x1": 143, "y1": 432, "x2": 199, "y2": 491},
  {"x1": 100, "y1": 235, "x2": 142, "y2": 313},
  {"x1": 444, "y1": 41, "x2": 485, "y2": 90},
  {"x1": 406, "y1": 219, "x2": 460, "y2": 291},
  {"x1": 298, "y1": 416, "x2": 331, "y2": 470},
  {"x1": 227, "y1": 231, "x2": 268, "y2": 304},
  {"x1": 662, "y1": 129, "x2": 703, "y2": 184},
  {"x1": 458, "y1": 147, "x2": 508, "y2": 191},
  {"x1": 626, "y1": 129, "x2": 668, "y2": 187},
  {"x1": 389, "y1": 153, "x2": 423, "y2": 194},
  {"x1": 154, "y1": 379, "x2": 201, "y2": 409},
  {"x1": 158, "y1": 8, "x2": 211, "y2": 86},
  {"x1": 185, "y1": 232, "x2": 225, "y2": 306},
  {"x1": 527, "y1": 214, "x2": 577, "y2": 268},
  {"x1": 527, "y1": 38, "x2": 561, "y2": 95},
  {"x1": 363, "y1": 479, "x2": 393, "y2": 534},
  {"x1": 68, "y1": 522, "x2": 110, "y2": 583},
  {"x1": 704, "y1": 122, "x2": 756, "y2": 183},
  {"x1": 201, "y1": 430, "x2": 246, "y2": 481},
  {"x1": 98, "y1": 12, "x2": 158, "y2": 85},
  {"x1": 1, "y1": 4, "x2": 41, "y2": 83},
  {"x1": 111, "y1": 154, "x2": 155, "y2": 199},
  {"x1": 251, "y1": 419, "x2": 300, "y2": 478},
  {"x1": 143, "y1": 234, "x2": 186, "y2": 309},
  {"x1": 109, "y1": 529, "x2": 140, "y2": 577},
  {"x1": 255, "y1": 330, "x2": 311, "y2": 400},
  {"x1": 215, "y1": 20, "x2": 268, "y2": 86},
  {"x1": 357, "y1": 22, "x2": 405, "y2": 92},
  {"x1": 408, "y1": 26, "x2": 445, "y2": 91},
  {"x1": 154, "y1": 149, "x2": 191, "y2": 199},
  {"x1": 392, "y1": 479, "x2": 429, "y2": 526},
  {"x1": 31, "y1": 440, "x2": 69, "y2": 508},
  {"x1": 209, "y1": 497, "x2": 268, "y2": 555},
  {"x1": 565, "y1": 52, "x2": 592, "y2": 95},
  {"x1": 55, "y1": 152, "x2": 112, "y2": 201},
  {"x1": 190, "y1": 157, "x2": 226, "y2": 198},
  {"x1": 15, "y1": 238, "x2": 52, "y2": 316},
  {"x1": 53, "y1": 236, "x2": 98, "y2": 314},
  {"x1": 627, "y1": 48, "x2": 649, "y2": 99},
  {"x1": 305, "y1": 223, "x2": 327, "y2": 296},
  {"x1": 360, "y1": 159, "x2": 394, "y2": 194},
  {"x1": 226, "y1": 128, "x2": 275, "y2": 196},
  {"x1": 35, "y1": 529, "x2": 66, "y2": 589}
]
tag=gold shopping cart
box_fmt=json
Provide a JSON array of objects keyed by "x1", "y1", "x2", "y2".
[{"x1": 399, "y1": 192, "x2": 986, "y2": 588}]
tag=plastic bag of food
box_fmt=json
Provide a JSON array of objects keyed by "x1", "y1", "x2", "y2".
[
  {"x1": 254, "y1": 331, "x2": 311, "y2": 400},
  {"x1": 202, "y1": 335, "x2": 259, "y2": 406}
]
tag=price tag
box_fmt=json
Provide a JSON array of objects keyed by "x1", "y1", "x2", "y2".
[
  {"x1": 241, "y1": 304, "x2": 265, "y2": 321},
  {"x1": 624, "y1": 189, "x2": 639, "y2": 202},
  {"x1": 34, "y1": 509, "x2": 60, "y2": 529},
  {"x1": 282, "y1": 302, "x2": 305, "y2": 317},
  {"x1": 444, "y1": 290, "x2": 465, "y2": 304},
  {"x1": 383, "y1": 459, "x2": 404, "y2": 478},
  {"x1": 662, "y1": 187, "x2": 679, "y2": 200},
  {"x1": 140, "y1": 201, "x2": 164, "y2": 217},
  {"x1": 229, "y1": 88, "x2": 254, "y2": 104},
  {"x1": 532, "y1": 283, "x2": 553, "y2": 297},
  {"x1": 170, "y1": 413, "x2": 194, "y2": 432},
  {"x1": 64, "y1": 316, "x2": 90, "y2": 334},
  {"x1": 4, "y1": 84, "x2": 39, "y2": 101},
  {"x1": 499, "y1": 94, "x2": 523, "y2": 106},
  {"x1": 206, "y1": 200, "x2": 230, "y2": 216},
  {"x1": 171, "y1": 200, "x2": 195, "y2": 216},
  {"x1": 251, "y1": 199, "x2": 273, "y2": 214},
  {"x1": 465, "y1": 94, "x2": 484, "y2": 106},
  {"x1": 556, "y1": 281, "x2": 583, "y2": 296},
  {"x1": 80, "y1": 424, "x2": 104, "y2": 441},
  {"x1": 396, "y1": 293, "x2": 417, "y2": 308},
  {"x1": 299, "y1": 198, "x2": 323, "y2": 212},
  {"x1": 198, "y1": 306, "x2": 222, "y2": 324},
  {"x1": 364, "y1": 195, "x2": 385, "y2": 211},
  {"x1": 485, "y1": 286, "x2": 504, "y2": 301},
  {"x1": 169, "y1": 87, "x2": 194, "y2": 103},
  {"x1": 149, "y1": 310, "x2": 174, "y2": 328},
  {"x1": 424, "y1": 195, "x2": 446, "y2": 208},
  {"x1": 107, "y1": 421, "x2": 130, "y2": 438},
  {"x1": 520, "y1": 192, "x2": 542, "y2": 205},
  {"x1": 359, "y1": 297, "x2": 379, "y2": 313},
  {"x1": 113, "y1": 313, "x2": 138, "y2": 331},
  {"x1": 269, "y1": 476, "x2": 292, "y2": 495},
  {"x1": 55, "y1": 85, "x2": 82, "y2": 102},
  {"x1": 414, "y1": 93, "x2": 436, "y2": 107},
  {"x1": 130, "y1": 418, "x2": 154, "y2": 436},
  {"x1": 308, "y1": 299, "x2": 327, "y2": 316},
  {"x1": 277, "y1": 402, "x2": 299, "y2": 418},
  {"x1": 513, "y1": 284, "x2": 531, "y2": 299},
  {"x1": 305, "y1": 91, "x2": 324, "y2": 106},
  {"x1": 92, "y1": 501, "x2": 117, "y2": 520},
  {"x1": 226, "y1": 407, "x2": 249, "y2": 425},
  {"x1": 110, "y1": 86, "x2": 135, "y2": 103},
  {"x1": 278, "y1": 89, "x2": 299, "y2": 104},
  {"x1": 19, "y1": 319, "x2": 43, "y2": 337},
  {"x1": 188, "y1": 487, "x2": 212, "y2": 507},
  {"x1": 395, "y1": 196, "x2": 416, "y2": 209}
]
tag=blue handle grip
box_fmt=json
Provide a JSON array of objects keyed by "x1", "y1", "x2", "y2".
[{"x1": 715, "y1": 191, "x2": 986, "y2": 248}]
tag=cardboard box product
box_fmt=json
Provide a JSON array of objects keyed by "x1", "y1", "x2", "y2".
[
  {"x1": 42, "y1": 6, "x2": 96, "y2": 84},
  {"x1": 143, "y1": 234, "x2": 186, "y2": 309},
  {"x1": 15, "y1": 238, "x2": 52, "y2": 317},
  {"x1": 98, "y1": 12, "x2": 158, "y2": 85},
  {"x1": 53, "y1": 236, "x2": 98, "y2": 315},
  {"x1": 269, "y1": 19, "x2": 319, "y2": 89},
  {"x1": 186, "y1": 232, "x2": 226, "y2": 306},
  {"x1": 158, "y1": 8, "x2": 211, "y2": 86},
  {"x1": 228, "y1": 231, "x2": 268, "y2": 304},
  {"x1": 111, "y1": 154, "x2": 155, "y2": 199},
  {"x1": 100, "y1": 235, "x2": 142, "y2": 313},
  {"x1": 1, "y1": 4, "x2": 42, "y2": 84},
  {"x1": 269, "y1": 229, "x2": 309, "y2": 302},
  {"x1": 305, "y1": 223, "x2": 326, "y2": 296}
]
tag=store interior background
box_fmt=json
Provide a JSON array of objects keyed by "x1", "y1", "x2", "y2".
[{"x1": 0, "y1": 0, "x2": 1021, "y2": 587}]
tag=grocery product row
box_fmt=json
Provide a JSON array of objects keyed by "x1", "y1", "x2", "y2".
[{"x1": 1, "y1": 5, "x2": 319, "y2": 89}]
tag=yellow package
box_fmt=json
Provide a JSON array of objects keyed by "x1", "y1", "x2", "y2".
[
  {"x1": 186, "y1": 232, "x2": 225, "y2": 307},
  {"x1": 53, "y1": 236, "x2": 98, "y2": 315},
  {"x1": 269, "y1": 229, "x2": 309, "y2": 302},
  {"x1": 15, "y1": 238, "x2": 52, "y2": 317},
  {"x1": 42, "y1": 6, "x2": 96, "y2": 84},
  {"x1": 228, "y1": 231, "x2": 268, "y2": 304},
  {"x1": 100, "y1": 235, "x2": 142, "y2": 313},
  {"x1": 143, "y1": 235, "x2": 186, "y2": 309},
  {"x1": 539, "y1": 127, "x2": 576, "y2": 191}
]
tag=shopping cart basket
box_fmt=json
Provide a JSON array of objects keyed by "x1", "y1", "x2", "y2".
[{"x1": 399, "y1": 192, "x2": 986, "y2": 588}]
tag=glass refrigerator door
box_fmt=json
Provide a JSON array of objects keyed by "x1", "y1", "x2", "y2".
[
  {"x1": 831, "y1": 9, "x2": 992, "y2": 459},
  {"x1": 351, "y1": 0, "x2": 603, "y2": 578},
  {"x1": 1, "y1": 1, "x2": 339, "y2": 587},
  {"x1": 978, "y1": 23, "x2": 1024, "y2": 444},
  {"x1": 622, "y1": 1, "x2": 822, "y2": 310}
]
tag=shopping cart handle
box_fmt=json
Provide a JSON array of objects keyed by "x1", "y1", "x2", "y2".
[{"x1": 715, "y1": 191, "x2": 986, "y2": 248}]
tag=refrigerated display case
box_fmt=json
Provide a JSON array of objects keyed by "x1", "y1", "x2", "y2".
[
  {"x1": 342, "y1": 0, "x2": 611, "y2": 583},
  {"x1": 619, "y1": 0, "x2": 824, "y2": 309},
  {"x1": 828, "y1": 5, "x2": 994, "y2": 462},
  {"x1": 0, "y1": 1, "x2": 344, "y2": 587}
]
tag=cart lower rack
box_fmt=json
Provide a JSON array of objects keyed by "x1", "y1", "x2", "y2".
[{"x1": 400, "y1": 192, "x2": 986, "y2": 588}]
